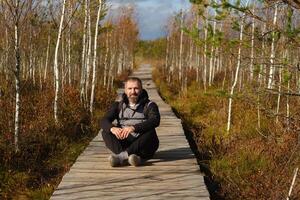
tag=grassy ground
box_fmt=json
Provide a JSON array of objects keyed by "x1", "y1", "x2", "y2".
[
  {"x1": 153, "y1": 65, "x2": 300, "y2": 200},
  {"x1": 0, "y1": 69, "x2": 133, "y2": 199},
  {"x1": 0, "y1": 81, "x2": 115, "y2": 199}
]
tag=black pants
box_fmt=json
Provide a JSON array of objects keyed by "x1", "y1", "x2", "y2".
[{"x1": 101, "y1": 130, "x2": 159, "y2": 159}]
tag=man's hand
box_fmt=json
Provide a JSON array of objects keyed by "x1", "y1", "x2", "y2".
[
  {"x1": 110, "y1": 127, "x2": 123, "y2": 139},
  {"x1": 119, "y1": 126, "x2": 135, "y2": 139}
]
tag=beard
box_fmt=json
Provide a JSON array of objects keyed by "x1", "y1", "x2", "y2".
[{"x1": 128, "y1": 94, "x2": 138, "y2": 103}]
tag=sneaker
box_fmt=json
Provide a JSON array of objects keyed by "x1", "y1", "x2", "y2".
[
  {"x1": 108, "y1": 154, "x2": 121, "y2": 167},
  {"x1": 128, "y1": 154, "x2": 141, "y2": 167}
]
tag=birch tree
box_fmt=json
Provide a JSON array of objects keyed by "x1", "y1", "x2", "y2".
[
  {"x1": 249, "y1": 5, "x2": 255, "y2": 81},
  {"x1": 53, "y1": 0, "x2": 67, "y2": 123},
  {"x1": 12, "y1": 0, "x2": 21, "y2": 152},
  {"x1": 80, "y1": 0, "x2": 88, "y2": 104},
  {"x1": 178, "y1": 10, "x2": 184, "y2": 84},
  {"x1": 2, "y1": 0, "x2": 36, "y2": 151},
  {"x1": 267, "y1": 3, "x2": 278, "y2": 89},
  {"x1": 226, "y1": 0, "x2": 250, "y2": 133},
  {"x1": 90, "y1": 0, "x2": 103, "y2": 113}
]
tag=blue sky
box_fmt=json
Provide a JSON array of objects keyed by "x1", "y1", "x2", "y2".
[{"x1": 106, "y1": 0, "x2": 191, "y2": 40}]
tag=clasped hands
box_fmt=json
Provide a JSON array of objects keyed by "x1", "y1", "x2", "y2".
[{"x1": 110, "y1": 126, "x2": 135, "y2": 140}]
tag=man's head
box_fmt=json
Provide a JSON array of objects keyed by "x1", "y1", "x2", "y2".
[{"x1": 124, "y1": 77, "x2": 143, "y2": 104}]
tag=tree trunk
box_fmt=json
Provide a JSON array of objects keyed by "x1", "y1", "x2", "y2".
[
  {"x1": 203, "y1": 18, "x2": 208, "y2": 91},
  {"x1": 275, "y1": 65, "x2": 282, "y2": 123},
  {"x1": 61, "y1": 33, "x2": 65, "y2": 90},
  {"x1": 178, "y1": 10, "x2": 184, "y2": 85},
  {"x1": 267, "y1": 3, "x2": 278, "y2": 89},
  {"x1": 227, "y1": 13, "x2": 246, "y2": 134},
  {"x1": 195, "y1": 13, "x2": 200, "y2": 83},
  {"x1": 209, "y1": 19, "x2": 216, "y2": 86},
  {"x1": 68, "y1": 3, "x2": 72, "y2": 85},
  {"x1": 4, "y1": 10, "x2": 9, "y2": 81},
  {"x1": 53, "y1": 0, "x2": 67, "y2": 124},
  {"x1": 14, "y1": 20, "x2": 21, "y2": 152},
  {"x1": 165, "y1": 35, "x2": 169, "y2": 78},
  {"x1": 250, "y1": 6, "x2": 255, "y2": 81},
  {"x1": 90, "y1": 0, "x2": 102, "y2": 113},
  {"x1": 85, "y1": 0, "x2": 92, "y2": 107},
  {"x1": 44, "y1": 32, "x2": 51, "y2": 83},
  {"x1": 80, "y1": 0, "x2": 88, "y2": 104},
  {"x1": 258, "y1": 23, "x2": 266, "y2": 85},
  {"x1": 103, "y1": 31, "x2": 110, "y2": 87}
]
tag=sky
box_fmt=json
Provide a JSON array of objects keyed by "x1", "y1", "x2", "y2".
[{"x1": 106, "y1": 0, "x2": 191, "y2": 40}]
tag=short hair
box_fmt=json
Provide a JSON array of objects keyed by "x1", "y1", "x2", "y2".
[{"x1": 125, "y1": 77, "x2": 143, "y2": 88}]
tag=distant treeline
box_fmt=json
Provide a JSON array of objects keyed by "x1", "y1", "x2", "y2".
[{"x1": 136, "y1": 39, "x2": 166, "y2": 59}]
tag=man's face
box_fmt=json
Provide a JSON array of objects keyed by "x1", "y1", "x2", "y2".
[{"x1": 125, "y1": 80, "x2": 142, "y2": 103}]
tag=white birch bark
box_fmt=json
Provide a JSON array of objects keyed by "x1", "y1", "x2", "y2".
[
  {"x1": 275, "y1": 65, "x2": 282, "y2": 123},
  {"x1": 169, "y1": 35, "x2": 175, "y2": 83},
  {"x1": 178, "y1": 10, "x2": 184, "y2": 83},
  {"x1": 44, "y1": 32, "x2": 50, "y2": 82},
  {"x1": 189, "y1": 37, "x2": 193, "y2": 71},
  {"x1": 267, "y1": 3, "x2": 278, "y2": 89},
  {"x1": 250, "y1": 6, "x2": 255, "y2": 81},
  {"x1": 53, "y1": 0, "x2": 66, "y2": 123},
  {"x1": 80, "y1": 0, "x2": 88, "y2": 103},
  {"x1": 39, "y1": 59, "x2": 43, "y2": 88},
  {"x1": 117, "y1": 51, "x2": 123, "y2": 74},
  {"x1": 286, "y1": 80, "x2": 290, "y2": 128},
  {"x1": 258, "y1": 23, "x2": 266, "y2": 85},
  {"x1": 117, "y1": 26, "x2": 125, "y2": 75},
  {"x1": 227, "y1": 11, "x2": 247, "y2": 134},
  {"x1": 165, "y1": 35, "x2": 169, "y2": 77},
  {"x1": 32, "y1": 56, "x2": 36, "y2": 85},
  {"x1": 14, "y1": 17, "x2": 21, "y2": 152},
  {"x1": 61, "y1": 34, "x2": 65, "y2": 89},
  {"x1": 286, "y1": 49, "x2": 290, "y2": 129},
  {"x1": 257, "y1": 92, "x2": 261, "y2": 129},
  {"x1": 103, "y1": 31, "x2": 110, "y2": 86},
  {"x1": 203, "y1": 18, "x2": 208, "y2": 91},
  {"x1": 195, "y1": 13, "x2": 200, "y2": 83},
  {"x1": 212, "y1": 46, "x2": 218, "y2": 81},
  {"x1": 85, "y1": 0, "x2": 92, "y2": 106},
  {"x1": 209, "y1": 19, "x2": 216, "y2": 86},
  {"x1": 68, "y1": 3, "x2": 72, "y2": 85},
  {"x1": 108, "y1": 47, "x2": 115, "y2": 91},
  {"x1": 22, "y1": 61, "x2": 26, "y2": 79},
  {"x1": 287, "y1": 168, "x2": 299, "y2": 200},
  {"x1": 90, "y1": 0, "x2": 102, "y2": 113}
]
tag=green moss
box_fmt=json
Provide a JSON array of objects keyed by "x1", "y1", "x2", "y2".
[
  {"x1": 211, "y1": 149, "x2": 270, "y2": 183},
  {"x1": 0, "y1": 171, "x2": 29, "y2": 198},
  {"x1": 28, "y1": 185, "x2": 54, "y2": 200}
]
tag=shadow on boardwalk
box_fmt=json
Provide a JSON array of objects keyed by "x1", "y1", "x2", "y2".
[{"x1": 151, "y1": 147, "x2": 195, "y2": 162}]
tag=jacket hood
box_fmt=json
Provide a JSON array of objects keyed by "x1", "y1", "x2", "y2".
[{"x1": 121, "y1": 89, "x2": 149, "y2": 105}]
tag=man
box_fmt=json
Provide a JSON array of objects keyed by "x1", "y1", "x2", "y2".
[{"x1": 100, "y1": 77, "x2": 160, "y2": 167}]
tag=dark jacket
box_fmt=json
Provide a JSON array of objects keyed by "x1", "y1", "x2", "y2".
[{"x1": 100, "y1": 89, "x2": 160, "y2": 134}]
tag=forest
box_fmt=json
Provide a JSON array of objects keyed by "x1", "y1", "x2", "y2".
[
  {"x1": 0, "y1": 0, "x2": 300, "y2": 199},
  {"x1": 0, "y1": 0, "x2": 138, "y2": 198},
  {"x1": 154, "y1": 0, "x2": 300, "y2": 199}
]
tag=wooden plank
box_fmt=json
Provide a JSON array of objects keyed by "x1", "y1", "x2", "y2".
[{"x1": 51, "y1": 64, "x2": 210, "y2": 200}]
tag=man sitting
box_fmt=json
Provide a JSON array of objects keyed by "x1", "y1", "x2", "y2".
[{"x1": 100, "y1": 77, "x2": 160, "y2": 167}]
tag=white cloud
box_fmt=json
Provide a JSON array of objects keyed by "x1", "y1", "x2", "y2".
[{"x1": 106, "y1": 0, "x2": 191, "y2": 40}]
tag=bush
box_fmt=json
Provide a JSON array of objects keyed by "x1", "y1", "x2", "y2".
[
  {"x1": 0, "y1": 81, "x2": 115, "y2": 199},
  {"x1": 154, "y1": 65, "x2": 300, "y2": 199}
]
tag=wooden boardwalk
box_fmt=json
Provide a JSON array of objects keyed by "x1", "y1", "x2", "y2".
[{"x1": 51, "y1": 64, "x2": 210, "y2": 200}]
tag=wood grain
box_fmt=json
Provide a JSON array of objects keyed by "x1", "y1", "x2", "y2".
[{"x1": 51, "y1": 64, "x2": 210, "y2": 200}]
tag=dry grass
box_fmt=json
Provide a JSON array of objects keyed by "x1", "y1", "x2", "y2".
[
  {"x1": 0, "y1": 79, "x2": 115, "y2": 199},
  {"x1": 153, "y1": 66, "x2": 300, "y2": 200}
]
